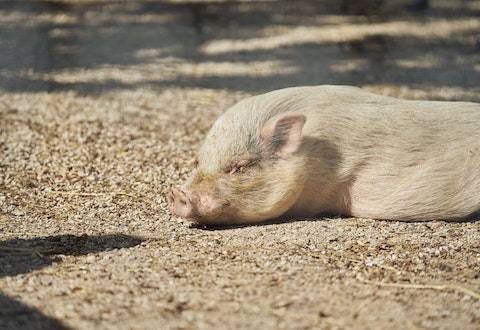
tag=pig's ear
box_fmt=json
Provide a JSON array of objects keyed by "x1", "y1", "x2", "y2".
[{"x1": 261, "y1": 114, "x2": 306, "y2": 158}]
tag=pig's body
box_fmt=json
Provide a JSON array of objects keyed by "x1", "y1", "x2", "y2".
[{"x1": 171, "y1": 85, "x2": 480, "y2": 224}]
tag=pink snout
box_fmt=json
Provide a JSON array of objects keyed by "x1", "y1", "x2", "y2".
[
  {"x1": 170, "y1": 188, "x2": 196, "y2": 219},
  {"x1": 169, "y1": 187, "x2": 231, "y2": 222}
]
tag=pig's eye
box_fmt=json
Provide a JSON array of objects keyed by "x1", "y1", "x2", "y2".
[
  {"x1": 228, "y1": 166, "x2": 243, "y2": 175},
  {"x1": 227, "y1": 159, "x2": 252, "y2": 175},
  {"x1": 193, "y1": 159, "x2": 199, "y2": 167}
]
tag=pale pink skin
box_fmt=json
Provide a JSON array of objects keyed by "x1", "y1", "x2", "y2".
[
  {"x1": 170, "y1": 85, "x2": 480, "y2": 225},
  {"x1": 170, "y1": 187, "x2": 231, "y2": 221},
  {"x1": 169, "y1": 113, "x2": 306, "y2": 224}
]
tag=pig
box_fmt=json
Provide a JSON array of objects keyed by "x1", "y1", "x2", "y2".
[{"x1": 170, "y1": 85, "x2": 480, "y2": 225}]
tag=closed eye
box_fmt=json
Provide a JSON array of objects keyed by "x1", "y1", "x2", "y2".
[{"x1": 227, "y1": 158, "x2": 256, "y2": 175}]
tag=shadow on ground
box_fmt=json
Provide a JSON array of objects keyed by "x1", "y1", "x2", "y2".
[
  {"x1": 0, "y1": 293, "x2": 70, "y2": 330},
  {"x1": 0, "y1": 0, "x2": 478, "y2": 99},
  {"x1": 0, "y1": 234, "x2": 143, "y2": 330},
  {"x1": 189, "y1": 215, "x2": 332, "y2": 231}
]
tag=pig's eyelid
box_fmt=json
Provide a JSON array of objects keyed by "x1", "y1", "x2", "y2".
[{"x1": 227, "y1": 159, "x2": 256, "y2": 174}]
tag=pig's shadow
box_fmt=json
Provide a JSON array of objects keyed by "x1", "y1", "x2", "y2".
[
  {"x1": 191, "y1": 213, "x2": 479, "y2": 231},
  {"x1": 0, "y1": 233, "x2": 143, "y2": 330},
  {"x1": 189, "y1": 214, "x2": 334, "y2": 231}
]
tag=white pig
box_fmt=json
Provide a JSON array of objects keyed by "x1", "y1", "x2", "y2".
[{"x1": 170, "y1": 85, "x2": 480, "y2": 224}]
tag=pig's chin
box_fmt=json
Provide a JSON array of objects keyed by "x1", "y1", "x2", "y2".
[
  {"x1": 186, "y1": 205, "x2": 273, "y2": 226},
  {"x1": 171, "y1": 198, "x2": 234, "y2": 225},
  {"x1": 191, "y1": 206, "x2": 290, "y2": 226},
  {"x1": 186, "y1": 209, "x2": 238, "y2": 225}
]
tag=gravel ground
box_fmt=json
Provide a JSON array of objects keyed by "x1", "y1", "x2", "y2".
[{"x1": 1, "y1": 1, "x2": 479, "y2": 329}]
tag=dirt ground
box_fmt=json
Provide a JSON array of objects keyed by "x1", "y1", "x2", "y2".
[{"x1": 1, "y1": 0, "x2": 479, "y2": 329}]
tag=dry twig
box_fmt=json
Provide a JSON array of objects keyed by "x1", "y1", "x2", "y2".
[
  {"x1": 47, "y1": 190, "x2": 136, "y2": 198},
  {"x1": 358, "y1": 276, "x2": 480, "y2": 300}
]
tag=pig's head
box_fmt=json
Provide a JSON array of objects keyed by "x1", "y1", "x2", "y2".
[{"x1": 170, "y1": 96, "x2": 308, "y2": 225}]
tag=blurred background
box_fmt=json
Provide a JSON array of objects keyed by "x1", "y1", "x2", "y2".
[{"x1": 1, "y1": 0, "x2": 479, "y2": 100}]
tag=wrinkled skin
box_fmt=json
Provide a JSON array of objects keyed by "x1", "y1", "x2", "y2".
[{"x1": 170, "y1": 85, "x2": 480, "y2": 225}]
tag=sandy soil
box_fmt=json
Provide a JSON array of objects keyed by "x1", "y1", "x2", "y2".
[{"x1": 1, "y1": 1, "x2": 479, "y2": 329}]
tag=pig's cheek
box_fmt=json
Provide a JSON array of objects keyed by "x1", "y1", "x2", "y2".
[{"x1": 217, "y1": 176, "x2": 238, "y2": 195}]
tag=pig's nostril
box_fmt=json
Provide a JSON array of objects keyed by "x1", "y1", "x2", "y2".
[
  {"x1": 172, "y1": 188, "x2": 191, "y2": 209},
  {"x1": 171, "y1": 188, "x2": 196, "y2": 219}
]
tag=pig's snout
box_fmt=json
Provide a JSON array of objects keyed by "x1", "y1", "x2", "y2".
[
  {"x1": 170, "y1": 187, "x2": 231, "y2": 223},
  {"x1": 170, "y1": 188, "x2": 196, "y2": 219}
]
